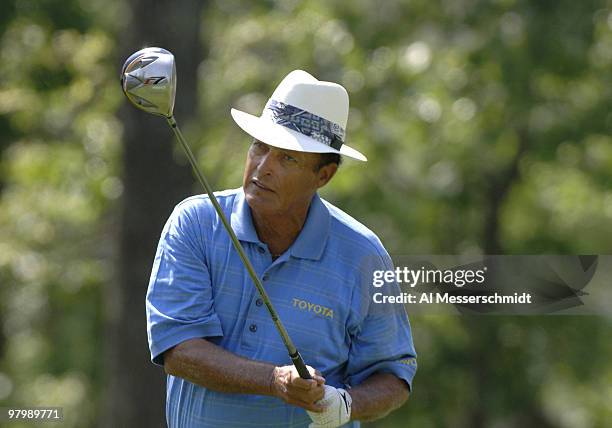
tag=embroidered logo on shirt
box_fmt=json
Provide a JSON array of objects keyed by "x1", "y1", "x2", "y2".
[
  {"x1": 292, "y1": 298, "x2": 334, "y2": 319},
  {"x1": 399, "y1": 358, "x2": 417, "y2": 367}
]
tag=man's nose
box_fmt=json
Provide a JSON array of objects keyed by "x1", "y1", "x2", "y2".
[{"x1": 256, "y1": 151, "x2": 277, "y2": 175}]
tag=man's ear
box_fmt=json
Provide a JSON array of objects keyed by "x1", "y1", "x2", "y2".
[{"x1": 316, "y1": 163, "x2": 338, "y2": 188}]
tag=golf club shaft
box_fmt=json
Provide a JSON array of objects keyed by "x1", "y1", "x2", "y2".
[{"x1": 166, "y1": 116, "x2": 312, "y2": 380}]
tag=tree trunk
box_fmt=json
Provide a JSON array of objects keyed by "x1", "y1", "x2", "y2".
[
  {"x1": 483, "y1": 129, "x2": 529, "y2": 254},
  {"x1": 103, "y1": 1, "x2": 206, "y2": 427}
]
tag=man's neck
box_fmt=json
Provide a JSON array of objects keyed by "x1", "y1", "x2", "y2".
[{"x1": 251, "y1": 203, "x2": 311, "y2": 257}]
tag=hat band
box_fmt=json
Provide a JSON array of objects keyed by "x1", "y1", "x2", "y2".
[{"x1": 262, "y1": 100, "x2": 345, "y2": 151}]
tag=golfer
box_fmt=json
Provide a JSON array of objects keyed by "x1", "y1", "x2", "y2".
[{"x1": 146, "y1": 70, "x2": 417, "y2": 427}]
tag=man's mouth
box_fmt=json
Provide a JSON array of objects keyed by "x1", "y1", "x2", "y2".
[{"x1": 252, "y1": 179, "x2": 274, "y2": 192}]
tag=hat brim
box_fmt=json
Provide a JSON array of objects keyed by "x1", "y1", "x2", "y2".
[{"x1": 230, "y1": 108, "x2": 367, "y2": 162}]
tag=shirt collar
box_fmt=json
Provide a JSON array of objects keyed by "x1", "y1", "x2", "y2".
[
  {"x1": 231, "y1": 188, "x2": 330, "y2": 260},
  {"x1": 290, "y1": 192, "x2": 330, "y2": 260},
  {"x1": 231, "y1": 188, "x2": 260, "y2": 244}
]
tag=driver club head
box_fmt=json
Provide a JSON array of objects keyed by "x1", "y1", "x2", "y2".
[{"x1": 120, "y1": 47, "x2": 176, "y2": 118}]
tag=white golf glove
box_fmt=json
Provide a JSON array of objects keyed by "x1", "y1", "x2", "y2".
[{"x1": 307, "y1": 385, "x2": 352, "y2": 428}]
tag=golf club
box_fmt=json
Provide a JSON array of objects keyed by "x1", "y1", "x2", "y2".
[{"x1": 120, "y1": 47, "x2": 312, "y2": 380}]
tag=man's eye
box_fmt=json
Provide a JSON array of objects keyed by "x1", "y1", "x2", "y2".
[{"x1": 284, "y1": 154, "x2": 297, "y2": 162}]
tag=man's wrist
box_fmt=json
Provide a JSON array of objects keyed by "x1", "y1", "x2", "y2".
[{"x1": 268, "y1": 366, "x2": 278, "y2": 397}]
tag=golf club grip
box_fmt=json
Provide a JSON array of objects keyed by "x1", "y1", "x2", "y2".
[{"x1": 291, "y1": 351, "x2": 312, "y2": 379}]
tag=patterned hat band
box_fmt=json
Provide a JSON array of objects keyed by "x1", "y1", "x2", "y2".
[{"x1": 261, "y1": 100, "x2": 345, "y2": 151}]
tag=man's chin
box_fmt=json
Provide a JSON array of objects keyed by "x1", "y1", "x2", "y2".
[{"x1": 245, "y1": 192, "x2": 278, "y2": 213}]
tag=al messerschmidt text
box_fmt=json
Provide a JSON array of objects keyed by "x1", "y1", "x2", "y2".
[{"x1": 373, "y1": 292, "x2": 533, "y2": 304}]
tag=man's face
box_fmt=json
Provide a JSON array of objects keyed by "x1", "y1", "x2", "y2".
[{"x1": 243, "y1": 140, "x2": 337, "y2": 216}]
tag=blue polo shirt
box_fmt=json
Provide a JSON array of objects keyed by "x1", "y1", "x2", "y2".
[{"x1": 146, "y1": 188, "x2": 417, "y2": 428}]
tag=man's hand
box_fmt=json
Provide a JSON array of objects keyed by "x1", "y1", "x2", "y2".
[
  {"x1": 307, "y1": 385, "x2": 352, "y2": 428},
  {"x1": 270, "y1": 365, "x2": 326, "y2": 412}
]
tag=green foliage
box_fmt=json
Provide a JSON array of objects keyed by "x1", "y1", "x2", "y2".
[
  {"x1": 0, "y1": 1, "x2": 124, "y2": 426},
  {"x1": 0, "y1": 0, "x2": 611, "y2": 426}
]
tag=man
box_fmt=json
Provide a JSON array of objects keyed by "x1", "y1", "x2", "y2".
[{"x1": 146, "y1": 70, "x2": 417, "y2": 427}]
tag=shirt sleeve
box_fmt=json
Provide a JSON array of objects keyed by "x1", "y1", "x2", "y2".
[
  {"x1": 146, "y1": 201, "x2": 223, "y2": 366},
  {"x1": 345, "y1": 251, "x2": 417, "y2": 391}
]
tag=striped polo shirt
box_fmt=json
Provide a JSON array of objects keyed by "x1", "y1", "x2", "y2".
[{"x1": 146, "y1": 187, "x2": 417, "y2": 427}]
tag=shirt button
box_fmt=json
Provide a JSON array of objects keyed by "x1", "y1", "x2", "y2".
[
  {"x1": 256, "y1": 298, "x2": 263, "y2": 307},
  {"x1": 257, "y1": 247, "x2": 265, "y2": 254},
  {"x1": 249, "y1": 324, "x2": 257, "y2": 332}
]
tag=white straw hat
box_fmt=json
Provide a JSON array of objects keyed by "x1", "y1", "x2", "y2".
[{"x1": 230, "y1": 70, "x2": 367, "y2": 162}]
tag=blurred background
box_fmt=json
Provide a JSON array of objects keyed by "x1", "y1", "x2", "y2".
[{"x1": 1, "y1": 0, "x2": 611, "y2": 427}]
